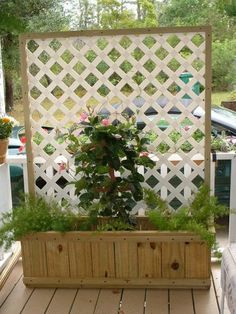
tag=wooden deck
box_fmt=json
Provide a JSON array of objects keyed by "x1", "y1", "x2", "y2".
[{"x1": 0, "y1": 260, "x2": 230, "y2": 314}]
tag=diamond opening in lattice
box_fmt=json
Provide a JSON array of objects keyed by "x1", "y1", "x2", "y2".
[
  {"x1": 192, "y1": 59, "x2": 204, "y2": 71},
  {"x1": 157, "y1": 142, "x2": 170, "y2": 154},
  {"x1": 43, "y1": 143, "x2": 56, "y2": 155},
  {"x1": 167, "y1": 82, "x2": 180, "y2": 95},
  {"x1": 62, "y1": 73, "x2": 75, "y2": 87},
  {"x1": 146, "y1": 175, "x2": 159, "y2": 188},
  {"x1": 85, "y1": 50, "x2": 97, "y2": 63},
  {"x1": 179, "y1": 46, "x2": 193, "y2": 59},
  {"x1": 192, "y1": 175, "x2": 204, "y2": 188},
  {"x1": 156, "y1": 71, "x2": 169, "y2": 84},
  {"x1": 166, "y1": 34, "x2": 181, "y2": 48},
  {"x1": 181, "y1": 117, "x2": 193, "y2": 127},
  {"x1": 132, "y1": 71, "x2": 145, "y2": 85},
  {"x1": 38, "y1": 50, "x2": 51, "y2": 64},
  {"x1": 120, "y1": 61, "x2": 133, "y2": 73},
  {"x1": 144, "y1": 106, "x2": 157, "y2": 116},
  {"x1": 39, "y1": 74, "x2": 52, "y2": 88},
  {"x1": 191, "y1": 34, "x2": 204, "y2": 47},
  {"x1": 50, "y1": 62, "x2": 63, "y2": 75},
  {"x1": 74, "y1": 85, "x2": 87, "y2": 98},
  {"x1": 131, "y1": 47, "x2": 145, "y2": 61},
  {"x1": 32, "y1": 109, "x2": 43, "y2": 121},
  {"x1": 181, "y1": 141, "x2": 193, "y2": 153},
  {"x1": 49, "y1": 39, "x2": 62, "y2": 51},
  {"x1": 97, "y1": 84, "x2": 110, "y2": 96},
  {"x1": 108, "y1": 72, "x2": 122, "y2": 86},
  {"x1": 142, "y1": 36, "x2": 156, "y2": 48},
  {"x1": 133, "y1": 96, "x2": 145, "y2": 108},
  {"x1": 30, "y1": 87, "x2": 42, "y2": 99},
  {"x1": 96, "y1": 38, "x2": 109, "y2": 50},
  {"x1": 169, "y1": 197, "x2": 182, "y2": 210},
  {"x1": 144, "y1": 83, "x2": 157, "y2": 96},
  {"x1": 56, "y1": 177, "x2": 68, "y2": 189},
  {"x1": 198, "y1": 83, "x2": 205, "y2": 93},
  {"x1": 96, "y1": 61, "x2": 110, "y2": 74},
  {"x1": 40, "y1": 97, "x2": 54, "y2": 111},
  {"x1": 36, "y1": 176, "x2": 47, "y2": 189},
  {"x1": 144, "y1": 59, "x2": 156, "y2": 73},
  {"x1": 108, "y1": 48, "x2": 121, "y2": 62},
  {"x1": 137, "y1": 119, "x2": 146, "y2": 130},
  {"x1": 85, "y1": 73, "x2": 99, "y2": 87},
  {"x1": 167, "y1": 58, "x2": 181, "y2": 72},
  {"x1": 156, "y1": 94, "x2": 168, "y2": 106},
  {"x1": 63, "y1": 97, "x2": 76, "y2": 110},
  {"x1": 120, "y1": 83, "x2": 134, "y2": 95},
  {"x1": 119, "y1": 36, "x2": 132, "y2": 49},
  {"x1": 61, "y1": 50, "x2": 74, "y2": 64},
  {"x1": 169, "y1": 175, "x2": 182, "y2": 188},
  {"x1": 122, "y1": 107, "x2": 134, "y2": 119},
  {"x1": 146, "y1": 130, "x2": 158, "y2": 143},
  {"x1": 29, "y1": 63, "x2": 40, "y2": 76},
  {"x1": 169, "y1": 131, "x2": 181, "y2": 144},
  {"x1": 155, "y1": 47, "x2": 168, "y2": 60},
  {"x1": 27, "y1": 40, "x2": 39, "y2": 53},
  {"x1": 73, "y1": 61, "x2": 86, "y2": 75},
  {"x1": 51, "y1": 86, "x2": 64, "y2": 99},
  {"x1": 73, "y1": 38, "x2": 86, "y2": 51},
  {"x1": 53, "y1": 109, "x2": 65, "y2": 121},
  {"x1": 86, "y1": 96, "x2": 100, "y2": 109},
  {"x1": 192, "y1": 129, "x2": 204, "y2": 143}
]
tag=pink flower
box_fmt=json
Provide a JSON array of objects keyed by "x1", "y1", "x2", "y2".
[
  {"x1": 184, "y1": 125, "x2": 190, "y2": 131},
  {"x1": 101, "y1": 119, "x2": 110, "y2": 126},
  {"x1": 80, "y1": 112, "x2": 88, "y2": 121},
  {"x1": 140, "y1": 151, "x2": 149, "y2": 157},
  {"x1": 58, "y1": 162, "x2": 67, "y2": 174}
]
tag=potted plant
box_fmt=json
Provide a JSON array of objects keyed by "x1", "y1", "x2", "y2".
[
  {"x1": 0, "y1": 114, "x2": 17, "y2": 164},
  {"x1": 0, "y1": 111, "x2": 228, "y2": 289}
]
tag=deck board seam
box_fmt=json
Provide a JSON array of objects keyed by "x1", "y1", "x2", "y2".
[
  {"x1": 68, "y1": 288, "x2": 79, "y2": 313},
  {"x1": 44, "y1": 288, "x2": 57, "y2": 314},
  {"x1": 211, "y1": 270, "x2": 220, "y2": 313},
  {"x1": 19, "y1": 288, "x2": 35, "y2": 314},
  {"x1": 0, "y1": 273, "x2": 23, "y2": 308}
]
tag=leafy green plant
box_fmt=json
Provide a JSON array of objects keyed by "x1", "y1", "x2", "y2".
[
  {"x1": 0, "y1": 115, "x2": 17, "y2": 139},
  {"x1": 63, "y1": 110, "x2": 155, "y2": 222},
  {"x1": 0, "y1": 195, "x2": 96, "y2": 249},
  {"x1": 145, "y1": 185, "x2": 228, "y2": 247}
]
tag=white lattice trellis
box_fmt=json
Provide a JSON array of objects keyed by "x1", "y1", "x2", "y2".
[{"x1": 20, "y1": 27, "x2": 211, "y2": 211}]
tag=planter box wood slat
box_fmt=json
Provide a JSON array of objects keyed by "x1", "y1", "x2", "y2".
[{"x1": 21, "y1": 230, "x2": 211, "y2": 289}]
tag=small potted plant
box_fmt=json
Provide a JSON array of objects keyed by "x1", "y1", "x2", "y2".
[{"x1": 0, "y1": 114, "x2": 17, "y2": 164}]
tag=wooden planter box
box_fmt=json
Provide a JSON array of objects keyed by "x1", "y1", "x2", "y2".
[{"x1": 21, "y1": 230, "x2": 211, "y2": 289}]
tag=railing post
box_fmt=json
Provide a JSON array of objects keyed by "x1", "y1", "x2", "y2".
[
  {"x1": 0, "y1": 163, "x2": 12, "y2": 265},
  {"x1": 229, "y1": 155, "x2": 236, "y2": 244}
]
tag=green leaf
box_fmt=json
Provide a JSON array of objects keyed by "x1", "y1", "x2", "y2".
[{"x1": 75, "y1": 178, "x2": 88, "y2": 193}]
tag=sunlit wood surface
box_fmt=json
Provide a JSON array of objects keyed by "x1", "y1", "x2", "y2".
[{"x1": 0, "y1": 260, "x2": 230, "y2": 314}]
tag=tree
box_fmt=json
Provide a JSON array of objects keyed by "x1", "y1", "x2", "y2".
[{"x1": 0, "y1": 0, "x2": 69, "y2": 111}]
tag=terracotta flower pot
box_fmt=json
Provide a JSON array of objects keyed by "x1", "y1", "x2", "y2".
[{"x1": 0, "y1": 138, "x2": 9, "y2": 164}]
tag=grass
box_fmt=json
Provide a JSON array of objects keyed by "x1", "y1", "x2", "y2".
[{"x1": 212, "y1": 91, "x2": 232, "y2": 105}]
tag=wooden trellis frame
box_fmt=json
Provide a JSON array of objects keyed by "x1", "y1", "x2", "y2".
[{"x1": 20, "y1": 26, "x2": 211, "y2": 211}]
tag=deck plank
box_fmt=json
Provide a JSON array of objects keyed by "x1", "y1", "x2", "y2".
[
  {"x1": 0, "y1": 277, "x2": 33, "y2": 314},
  {"x1": 119, "y1": 289, "x2": 145, "y2": 314},
  {"x1": 169, "y1": 290, "x2": 194, "y2": 314},
  {"x1": 21, "y1": 288, "x2": 56, "y2": 314},
  {"x1": 145, "y1": 289, "x2": 169, "y2": 314},
  {"x1": 211, "y1": 263, "x2": 230, "y2": 314},
  {"x1": 0, "y1": 260, "x2": 23, "y2": 307},
  {"x1": 45, "y1": 289, "x2": 77, "y2": 314},
  {"x1": 193, "y1": 281, "x2": 219, "y2": 314},
  {"x1": 94, "y1": 289, "x2": 122, "y2": 314},
  {"x1": 70, "y1": 289, "x2": 99, "y2": 314}
]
